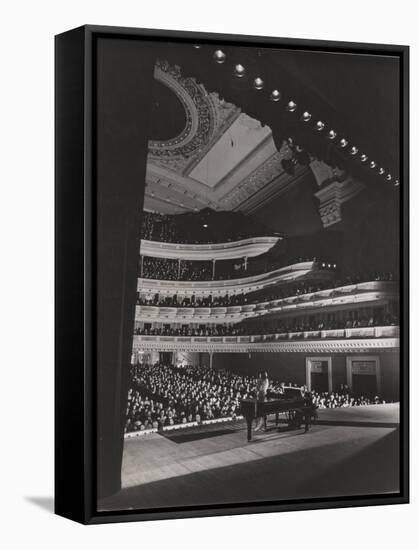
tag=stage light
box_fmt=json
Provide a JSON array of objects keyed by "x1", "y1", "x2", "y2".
[
  {"x1": 234, "y1": 64, "x2": 246, "y2": 77},
  {"x1": 340, "y1": 138, "x2": 348, "y2": 148},
  {"x1": 394, "y1": 179, "x2": 400, "y2": 186},
  {"x1": 302, "y1": 111, "x2": 311, "y2": 122},
  {"x1": 253, "y1": 77, "x2": 264, "y2": 90},
  {"x1": 386, "y1": 174, "x2": 392, "y2": 181},
  {"x1": 316, "y1": 121, "x2": 325, "y2": 131},
  {"x1": 360, "y1": 154, "x2": 368, "y2": 163},
  {"x1": 287, "y1": 100, "x2": 297, "y2": 112},
  {"x1": 270, "y1": 89, "x2": 281, "y2": 102},
  {"x1": 203, "y1": 223, "x2": 208, "y2": 228},
  {"x1": 378, "y1": 167, "x2": 385, "y2": 175},
  {"x1": 213, "y1": 50, "x2": 226, "y2": 64},
  {"x1": 328, "y1": 130, "x2": 337, "y2": 140},
  {"x1": 370, "y1": 161, "x2": 376, "y2": 169},
  {"x1": 350, "y1": 146, "x2": 358, "y2": 155},
  {"x1": 193, "y1": 45, "x2": 202, "y2": 49}
]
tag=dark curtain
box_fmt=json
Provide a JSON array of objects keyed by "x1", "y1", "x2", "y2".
[{"x1": 95, "y1": 37, "x2": 156, "y2": 500}]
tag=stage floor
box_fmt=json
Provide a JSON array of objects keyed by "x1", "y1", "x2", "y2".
[{"x1": 98, "y1": 403, "x2": 400, "y2": 511}]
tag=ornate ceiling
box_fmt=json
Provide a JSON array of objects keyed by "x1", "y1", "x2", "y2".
[{"x1": 144, "y1": 60, "x2": 311, "y2": 215}]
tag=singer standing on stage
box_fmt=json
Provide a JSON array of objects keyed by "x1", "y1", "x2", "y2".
[{"x1": 254, "y1": 371, "x2": 269, "y2": 431}]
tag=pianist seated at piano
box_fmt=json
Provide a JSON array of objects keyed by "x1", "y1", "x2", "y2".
[{"x1": 254, "y1": 371, "x2": 269, "y2": 432}]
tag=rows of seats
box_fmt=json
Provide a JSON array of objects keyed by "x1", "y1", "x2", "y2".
[
  {"x1": 140, "y1": 210, "x2": 271, "y2": 244},
  {"x1": 140, "y1": 254, "x2": 325, "y2": 282},
  {"x1": 125, "y1": 363, "x2": 386, "y2": 433},
  {"x1": 134, "y1": 309, "x2": 398, "y2": 338},
  {"x1": 137, "y1": 272, "x2": 395, "y2": 308}
]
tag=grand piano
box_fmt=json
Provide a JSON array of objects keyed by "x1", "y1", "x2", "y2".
[{"x1": 240, "y1": 386, "x2": 312, "y2": 441}]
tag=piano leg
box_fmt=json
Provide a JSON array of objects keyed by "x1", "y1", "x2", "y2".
[
  {"x1": 246, "y1": 417, "x2": 252, "y2": 442},
  {"x1": 275, "y1": 412, "x2": 279, "y2": 426}
]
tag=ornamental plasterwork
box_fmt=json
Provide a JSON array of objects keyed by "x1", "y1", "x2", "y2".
[
  {"x1": 315, "y1": 178, "x2": 364, "y2": 228},
  {"x1": 147, "y1": 59, "x2": 239, "y2": 175},
  {"x1": 132, "y1": 337, "x2": 399, "y2": 354},
  {"x1": 220, "y1": 142, "x2": 309, "y2": 212}
]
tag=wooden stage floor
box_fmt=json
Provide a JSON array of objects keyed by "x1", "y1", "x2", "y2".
[{"x1": 98, "y1": 403, "x2": 400, "y2": 512}]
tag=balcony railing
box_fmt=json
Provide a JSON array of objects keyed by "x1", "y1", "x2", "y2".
[
  {"x1": 134, "y1": 325, "x2": 399, "y2": 344},
  {"x1": 136, "y1": 281, "x2": 398, "y2": 324},
  {"x1": 138, "y1": 260, "x2": 323, "y2": 294},
  {"x1": 139, "y1": 235, "x2": 281, "y2": 261}
]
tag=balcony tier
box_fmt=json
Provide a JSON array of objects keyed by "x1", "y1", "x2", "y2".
[
  {"x1": 132, "y1": 326, "x2": 399, "y2": 353},
  {"x1": 136, "y1": 281, "x2": 397, "y2": 324},
  {"x1": 139, "y1": 235, "x2": 281, "y2": 261},
  {"x1": 137, "y1": 260, "x2": 328, "y2": 295}
]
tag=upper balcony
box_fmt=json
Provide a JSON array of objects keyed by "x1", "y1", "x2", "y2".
[
  {"x1": 137, "y1": 260, "x2": 330, "y2": 295},
  {"x1": 139, "y1": 235, "x2": 282, "y2": 262},
  {"x1": 135, "y1": 280, "x2": 398, "y2": 324}
]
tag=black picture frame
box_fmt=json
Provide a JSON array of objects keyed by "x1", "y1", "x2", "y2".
[{"x1": 55, "y1": 24, "x2": 409, "y2": 525}]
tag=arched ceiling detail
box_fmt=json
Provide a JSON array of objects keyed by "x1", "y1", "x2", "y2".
[{"x1": 144, "y1": 60, "x2": 316, "y2": 216}]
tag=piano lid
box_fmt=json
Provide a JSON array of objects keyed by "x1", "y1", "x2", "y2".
[{"x1": 281, "y1": 386, "x2": 305, "y2": 399}]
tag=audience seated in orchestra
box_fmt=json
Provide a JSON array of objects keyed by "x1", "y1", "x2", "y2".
[{"x1": 124, "y1": 363, "x2": 385, "y2": 433}]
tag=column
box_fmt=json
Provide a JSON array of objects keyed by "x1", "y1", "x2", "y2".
[
  {"x1": 310, "y1": 160, "x2": 364, "y2": 229},
  {"x1": 212, "y1": 258, "x2": 216, "y2": 280},
  {"x1": 328, "y1": 360, "x2": 333, "y2": 393}
]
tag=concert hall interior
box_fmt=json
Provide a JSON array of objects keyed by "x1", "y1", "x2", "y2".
[{"x1": 97, "y1": 42, "x2": 401, "y2": 512}]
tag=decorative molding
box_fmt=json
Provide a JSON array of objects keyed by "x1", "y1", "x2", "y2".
[
  {"x1": 148, "y1": 60, "x2": 239, "y2": 174},
  {"x1": 132, "y1": 335, "x2": 400, "y2": 354},
  {"x1": 139, "y1": 235, "x2": 281, "y2": 261},
  {"x1": 136, "y1": 283, "x2": 398, "y2": 324},
  {"x1": 138, "y1": 261, "x2": 316, "y2": 295},
  {"x1": 314, "y1": 178, "x2": 364, "y2": 228},
  {"x1": 221, "y1": 142, "x2": 310, "y2": 214}
]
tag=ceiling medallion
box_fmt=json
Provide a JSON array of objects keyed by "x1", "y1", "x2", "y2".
[{"x1": 148, "y1": 59, "x2": 237, "y2": 165}]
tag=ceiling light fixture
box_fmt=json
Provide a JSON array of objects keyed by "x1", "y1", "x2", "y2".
[
  {"x1": 234, "y1": 64, "x2": 246, "y2": 77},
  {"x1": 253, "y1": 77, "x2": 264, "y2": 90},
  {"x1": 270, "y1": 89, "x2": 281, "y2": 102},
  {"x1": 213, "y1": 50, "x2": 226, "y2": 64}
]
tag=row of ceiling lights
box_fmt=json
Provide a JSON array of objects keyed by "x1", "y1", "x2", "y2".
[{"x1": 210, "y1": 49, "x2": 399, "y2": 187}]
